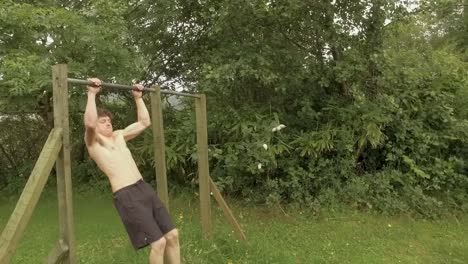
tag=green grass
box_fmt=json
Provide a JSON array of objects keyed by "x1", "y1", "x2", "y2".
[{"x1": 1, "y1": 191, "x2": 467, "y2": 264}]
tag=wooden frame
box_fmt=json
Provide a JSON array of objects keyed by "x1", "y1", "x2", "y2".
[
  {"x1": 150, "y1": 88, "x2": 246, "y2": 241},
  {"x1": 0, "y1": 63, "x2": 246, "y2": 264},
  {"x1": 0, "y1": 64, "x2": 76, "y2": 264}
]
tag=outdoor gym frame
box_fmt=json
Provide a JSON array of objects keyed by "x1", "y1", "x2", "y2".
[{"x1": 0, "y1": 64, "x2": 246, "y2": 264}]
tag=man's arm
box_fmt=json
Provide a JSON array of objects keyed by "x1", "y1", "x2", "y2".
[
  {"x1": 84, "y1": 78, "x2": 101, "y2": 146},
  {"x1": 122, "y1": 84, "x2": 151, "y2": 141}
]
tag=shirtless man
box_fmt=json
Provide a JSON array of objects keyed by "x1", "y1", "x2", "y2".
[{"x1": 84, "y1": 78, "x2": 180, "y2": 264}]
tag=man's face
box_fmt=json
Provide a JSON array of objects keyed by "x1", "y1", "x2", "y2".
[{"x1": 96, "y1": 116, "x2": 113, "y2": 137}]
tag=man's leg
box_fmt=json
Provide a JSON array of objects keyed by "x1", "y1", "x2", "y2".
[
  {"x1": 164, "y1": 229, "x2": 180, "y2": 264},
  {"x1": 149, "y1": 237, "x2": 166, "y2": 264}
]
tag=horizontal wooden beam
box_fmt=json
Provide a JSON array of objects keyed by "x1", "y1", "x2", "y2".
[{"x1": 0, "y1": 128, "x2": 63, "y2": 264}]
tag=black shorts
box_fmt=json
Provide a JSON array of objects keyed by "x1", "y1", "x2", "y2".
[{"x1": 113, "y1": 179, "x2": 175, "y2": 249}]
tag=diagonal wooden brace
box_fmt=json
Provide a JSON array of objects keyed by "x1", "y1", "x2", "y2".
[
  {"x1": 0, "y1": 128, "x2": 63, "y2": 264},
  {"x1": 209, "y1": 177, "x2": 247, "y2": 241}
]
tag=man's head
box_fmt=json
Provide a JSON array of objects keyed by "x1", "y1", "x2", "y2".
[{"x1": 96, "y1": 109, "x2": 113, "y2": 137}]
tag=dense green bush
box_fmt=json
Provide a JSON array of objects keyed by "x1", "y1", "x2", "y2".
[{"x1": 1, "y1": 0, "x2": 467, "y2": 217}]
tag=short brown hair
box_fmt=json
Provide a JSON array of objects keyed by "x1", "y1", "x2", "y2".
[{"x1": 97, "y1": 109, "x2": 113, "y2": 121}]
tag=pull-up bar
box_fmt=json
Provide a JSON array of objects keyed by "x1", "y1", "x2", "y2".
[{"x1": 67, "y1": 78, "x2": 200, "y2": 98}]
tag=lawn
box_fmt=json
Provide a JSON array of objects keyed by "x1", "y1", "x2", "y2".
[{"x1": 1, "y1": 190, "x2": 467, "y2": 263}]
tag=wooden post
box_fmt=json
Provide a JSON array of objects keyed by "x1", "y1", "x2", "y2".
[
  {"x1": 0, "y1": 128, "x2": 63, "y2": 264},
  {"x1": 45, "y1": 239, "x2": 69, "y2": 264},
  {"x1": 195, "y1": 95, "x2": 212, "y2": 238},
  {"x1": 52, "y1": 64, "x2": 76, "y2": 264},
  {"x1": 150, "y1": 87, "x2": 169, "y2": 209}
]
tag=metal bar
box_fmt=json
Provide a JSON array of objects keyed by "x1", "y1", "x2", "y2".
[
  {"x1": 67, "y1": 78, "x2": 200, "y2": 98},
  {"x1": 67, "y1": 78, "x2": 155, "y2": 92},
  {"x1": 160, "y1": 90, "x2": 200, "y2": 98}
]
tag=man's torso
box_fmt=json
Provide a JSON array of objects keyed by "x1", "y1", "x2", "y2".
[{"x1": 86, "y1": 130, "x2": 142, "y2": 192}]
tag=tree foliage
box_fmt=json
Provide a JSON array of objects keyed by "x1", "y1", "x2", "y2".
[{"x1": 1, "y1": 0, "x2": 467, "y2": 216}]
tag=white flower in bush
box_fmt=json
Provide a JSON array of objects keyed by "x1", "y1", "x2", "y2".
[
  {"x1": 262, "y1": 143, "x2": 268, "y2": 150},
  {"x1": 272, "y1": 124, "x2": 286, "y2": 132},
  {"x1": 257, "y1": 163, "x2": 262, "y2": 170}
]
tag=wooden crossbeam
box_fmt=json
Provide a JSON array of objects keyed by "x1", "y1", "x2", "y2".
[
  {"x1": 209, "y1": 177, "x2": 247, "y2": 241},
  {"x1": 0, "y1": 128, "x2": 63, "y2": 264}
]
